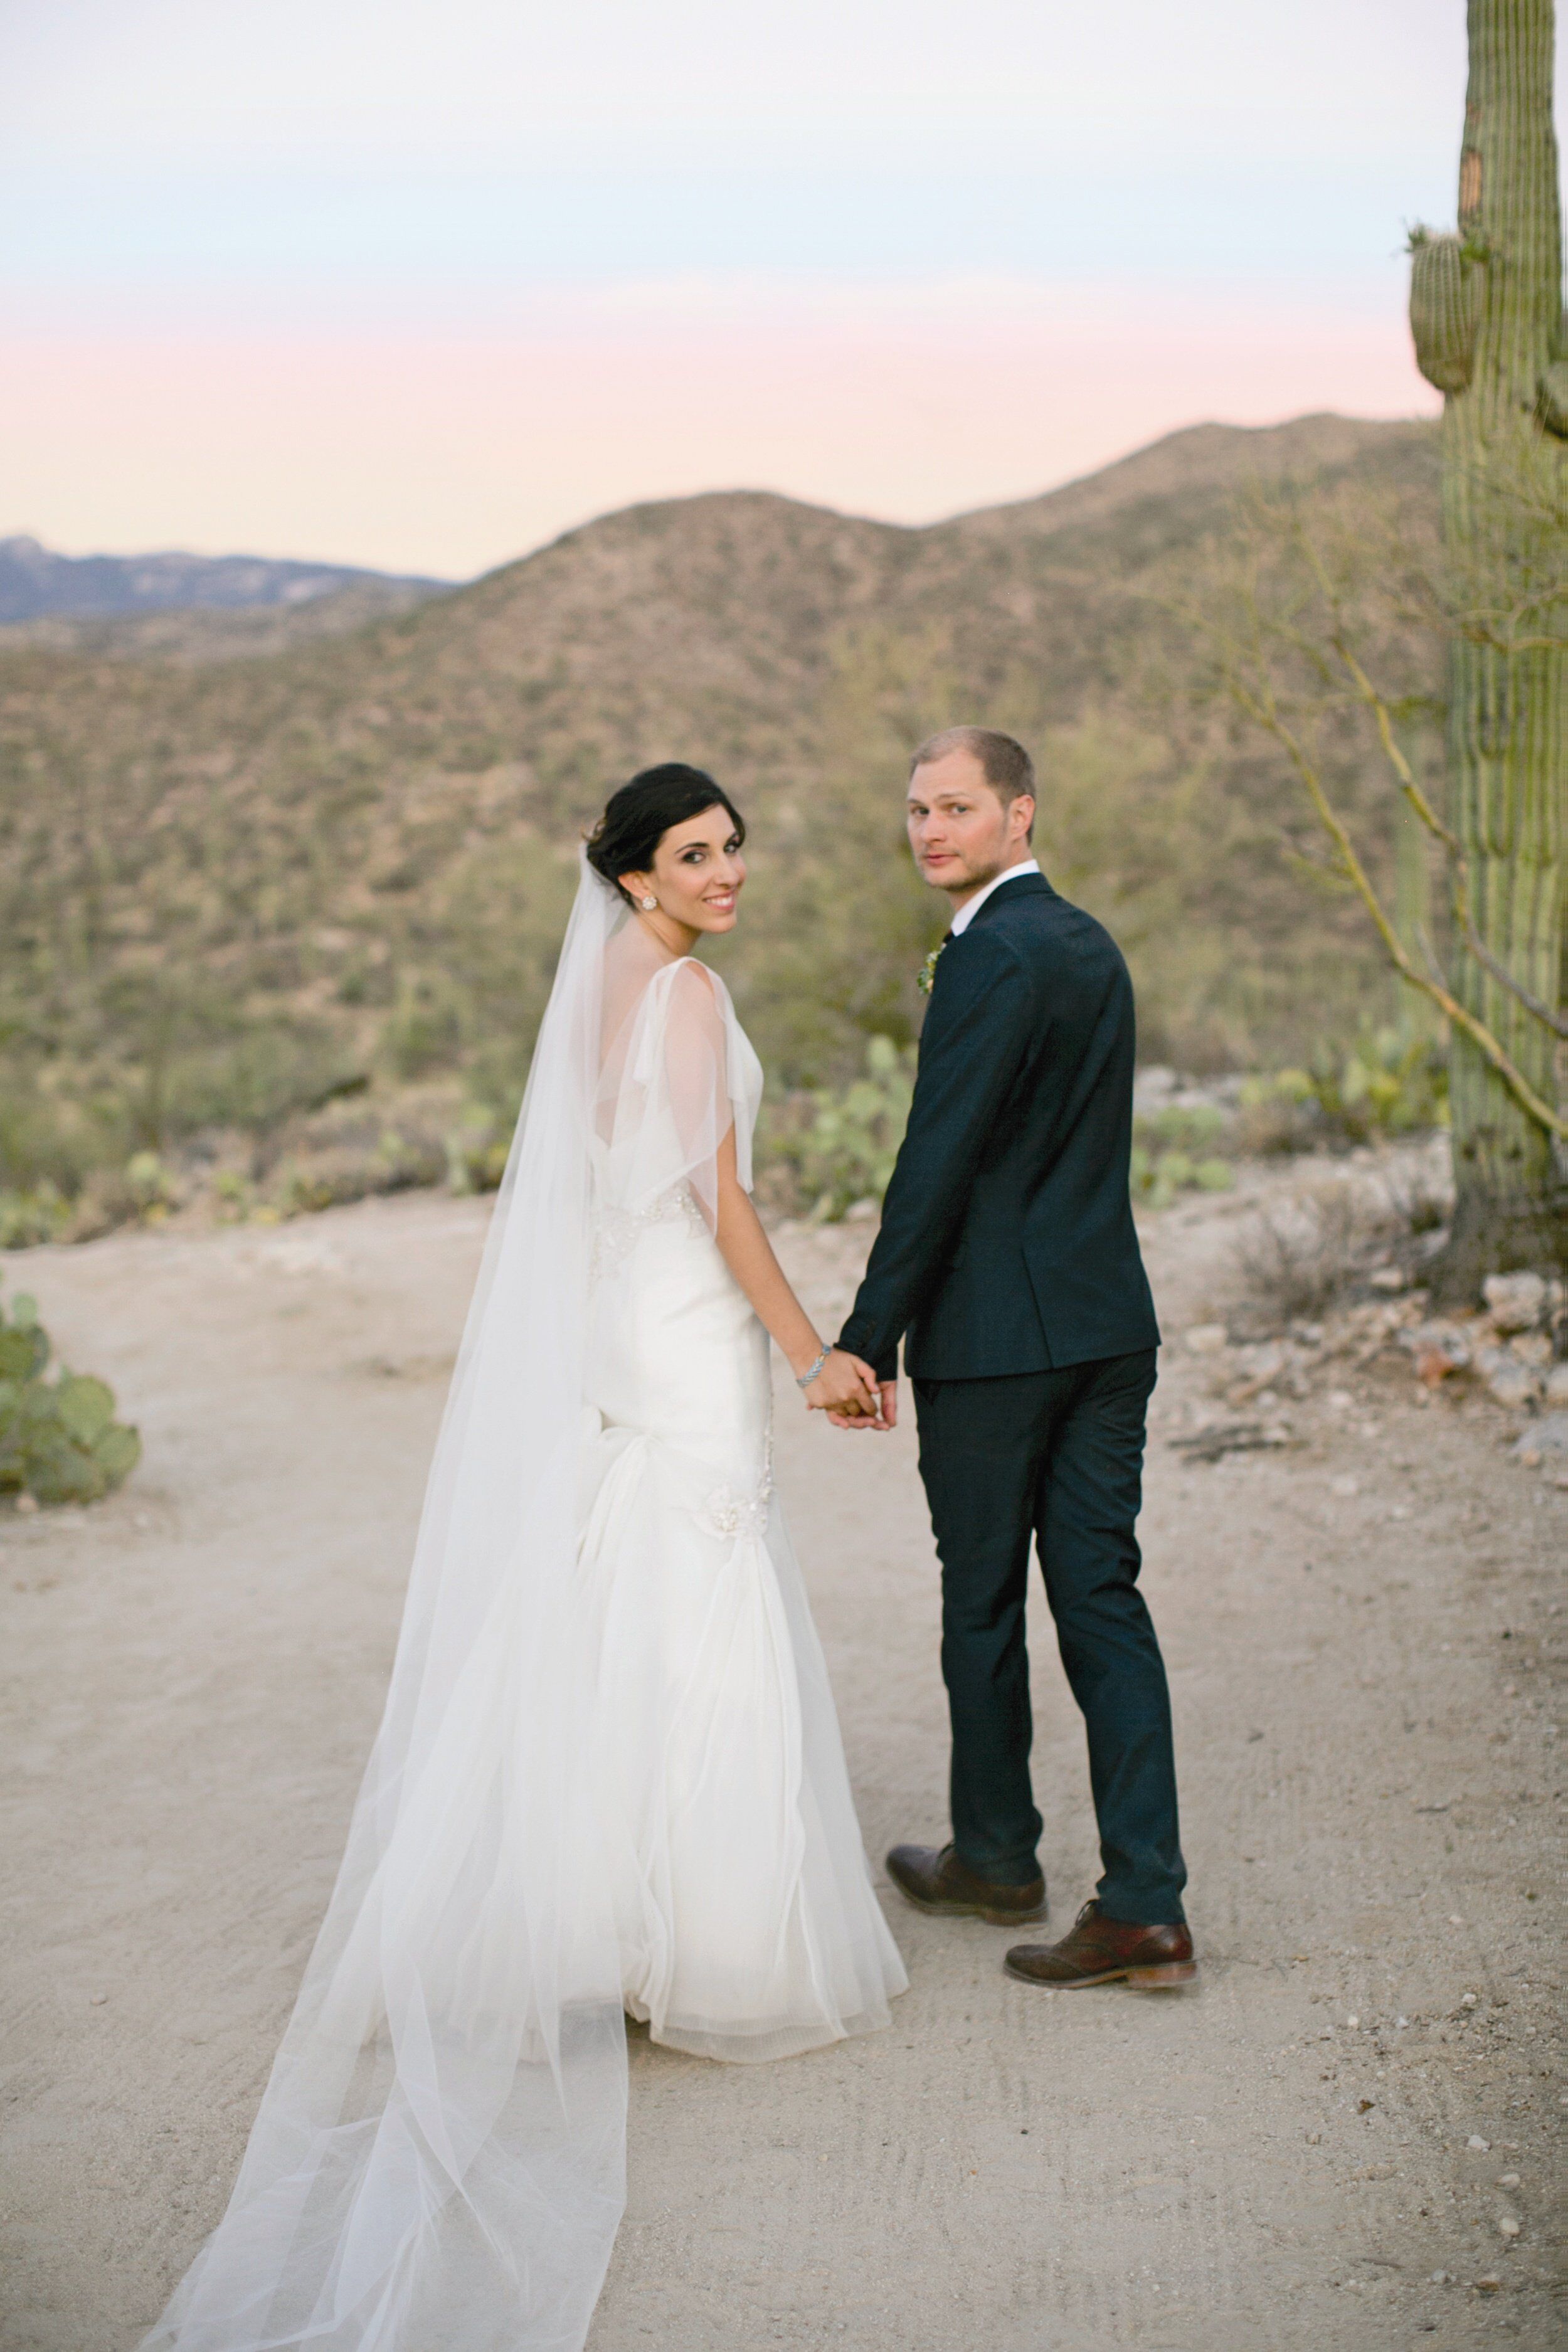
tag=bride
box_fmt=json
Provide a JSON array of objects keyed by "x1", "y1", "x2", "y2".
[{"x1": 142, "y1": 763, "x2": 908, "y2": 2352}]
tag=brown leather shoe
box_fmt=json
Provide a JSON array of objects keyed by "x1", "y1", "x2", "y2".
[
  {"x1": 886, "y1": 1842, "x2": 1046, "y2": 1926},
  {"x1": 1005, "y1": 1899, "x2": 1195, "y2": 1989}
]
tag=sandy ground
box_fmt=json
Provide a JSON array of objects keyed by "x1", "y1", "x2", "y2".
[{"x1": 1, "y1": 1164, "x2": 1562, "y2": 2352}]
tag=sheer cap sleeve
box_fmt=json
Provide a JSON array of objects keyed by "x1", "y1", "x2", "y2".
[{"x1": 598, "y1": 955, "x2": 762, "y2": 1231}]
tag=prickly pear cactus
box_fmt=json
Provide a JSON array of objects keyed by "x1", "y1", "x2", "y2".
[
  {"x1": 1409, "y1": 230, "x2": 1483, "y2": 393},
  {"x1": 0, "y1": 1283, "x2": 141, "y2": 1507},
  {"x1": 0, "y1": 1290, "x2": 48, "y2": 1383}
]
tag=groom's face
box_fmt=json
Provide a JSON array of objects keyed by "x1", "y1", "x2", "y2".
[{"x1": 906, "y1": 750, "x2": 1034, "y2": 903}]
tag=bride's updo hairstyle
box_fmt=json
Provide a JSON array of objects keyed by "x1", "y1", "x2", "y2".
[{"x1": 586, "y1": 763, "x2": 746, "y2": 905}]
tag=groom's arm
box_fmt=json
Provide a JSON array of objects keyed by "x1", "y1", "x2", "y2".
[{"x1": 837, "y1": 928, "x2": 1036, "y2": 1380}]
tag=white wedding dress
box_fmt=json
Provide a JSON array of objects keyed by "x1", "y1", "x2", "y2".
[{"x1": 142, "y1": 863, "x2": 905, "y2": 2352}]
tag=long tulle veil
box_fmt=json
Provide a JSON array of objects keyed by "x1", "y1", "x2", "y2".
[{"x1": 143, "y1": 857, "x2": 633, "y2": 2351}]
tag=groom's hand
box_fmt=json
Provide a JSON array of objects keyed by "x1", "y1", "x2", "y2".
[
  {"x1": 835, "y1": 1377, "x2": 896, "y2": 1431},
  {"x1": 807, "y1": 1349, "x2": 887, "y2": 1427}
]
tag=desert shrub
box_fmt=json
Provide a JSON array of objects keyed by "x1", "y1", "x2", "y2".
[
  {"x1": 267, "y1": 1109, "x2": 448, "y2": 1217},
  {"x1": 1235, "y1": 1185, "x2": 1372, "y2": 1321},
  {"x1": 0, "y1": 1281, "x2": 141, "y2": 1507},
  {"x1": 1130, "y1": 1145, "x2": 1235, "y2": 1210},
  {"x1": 212, "y1": 1168, "x2": 257, "y2": 1222},
  {"x1": 122, "y1": 1152, "x2": 181, "y2": 1217},
  {"x1": 1135, "y1": 1103, "x2": 1229, "y2": 1156},
  {"x1": 53, "y1": 1153, "x2": 184, "y2": 1244},
  {"x1": 1305, "y1": 1030, "x2": 1448, "y2": 1141},
  {"x1": 1228, "y1": 1172, "x2": 1443, "y2": 1324},
  {"x1": 1238, "y1": 1032, "x2": 1447, "y2": 1156},
  {"x1": 444, "y1": 1103, "x2": 511, "y2": 1194},
  {"x1": 1375, "y1": 1143, "x2": 1455, "y2": 1246},
  {"x1": 1130, "y1": 1103, "x2": 1236, "y2": 1208},
  {"x1": 1234, "y1": 1071, "x2": 1324, "y2": 1157},
  {"x1": 382, "y1": 976, "x2": 464, "y2": 1081},
  {"x1": 762, "y1": 1036, "x2": 917, "y2": 1221},
  {"x1": 0, "y1": 1077, "x2": 130, "y2": 1199},
  {"x1": 0, "y1": 1184, "x2": 71, "y2": 1249}
]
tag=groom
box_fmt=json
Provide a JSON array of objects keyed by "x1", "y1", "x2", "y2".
[{"x1": 826, "y1": 727, "x2": 1193, "y2": 1991}]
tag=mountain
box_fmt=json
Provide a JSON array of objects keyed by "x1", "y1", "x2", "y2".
[
  {"x1": 0, "y1": 534, "x2": 450, "y2": 627},
  {"x1": 0, "y1": 413, "x2": 1440, "y2": 1209}
]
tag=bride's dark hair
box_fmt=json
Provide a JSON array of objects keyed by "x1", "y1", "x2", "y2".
[{"x1": 586, "y1": 764, "x2": 746, "y2": 905}]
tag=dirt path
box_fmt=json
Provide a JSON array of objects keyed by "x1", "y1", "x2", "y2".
[{"x1": 1, "y1": 1171, "x2": 1562, "y2": 2351}]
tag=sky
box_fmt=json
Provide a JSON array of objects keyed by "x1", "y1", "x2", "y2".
[{"x1": 2, "y1": 0, "x2": 1554, "y2": 579}]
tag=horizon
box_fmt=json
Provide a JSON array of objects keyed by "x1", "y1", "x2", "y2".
[{"x1": 3, "y1": 408, "x2": 1429, "y2": 585}]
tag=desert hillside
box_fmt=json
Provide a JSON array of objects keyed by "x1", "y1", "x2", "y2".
[{"x1": 0, "y1": 413, "x2": 1439, "y2": 1209}]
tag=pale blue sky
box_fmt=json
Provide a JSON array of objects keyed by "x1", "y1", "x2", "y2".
[
  {"x1": 3, "y1": 1, "x2": 1559, "y2": 570},
  {"x1": 4, "y1": 0, "x2": 1495, "y2": 297}
]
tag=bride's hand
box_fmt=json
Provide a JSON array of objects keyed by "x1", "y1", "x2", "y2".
[{"x1": 803, "y1": 1348, "x2": 887, "y2": 1426}]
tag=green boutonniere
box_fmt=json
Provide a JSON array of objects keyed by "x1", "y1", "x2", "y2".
[{"x1": 916, "y1": 940, "x2": 948, "y2": 996}]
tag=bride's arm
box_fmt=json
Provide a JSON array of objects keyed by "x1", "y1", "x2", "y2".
[{"x1": 712, "y1": 1129, "x2": 885, "y2": 1422}]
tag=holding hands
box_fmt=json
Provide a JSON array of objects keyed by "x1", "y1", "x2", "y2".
[
  {"x1": 798, "y1": 1347, "x2": 896, "y2": 1431},
  {"x1": 705, "y1": 1127, "x2": 893, "y2": 1431}
]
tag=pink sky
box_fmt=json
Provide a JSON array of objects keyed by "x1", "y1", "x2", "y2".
[{"x1": 10, "y1": 279, "x2": 1436, "y2": 578}]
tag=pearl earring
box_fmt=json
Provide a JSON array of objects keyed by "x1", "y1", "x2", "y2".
[{"x1": 640, "y1": 894, "x2": 657, "y2": 911}]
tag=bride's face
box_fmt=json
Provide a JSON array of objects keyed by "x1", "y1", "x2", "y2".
[{"x1": 628, "y1": 805, "x2": 747, "y2": 936}]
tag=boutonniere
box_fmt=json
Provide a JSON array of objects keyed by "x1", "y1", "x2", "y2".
[{"x1": 916, "y1": 940, "x2": 948, "y2": 996}]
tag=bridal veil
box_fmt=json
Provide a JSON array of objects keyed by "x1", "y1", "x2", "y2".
[{"x1": 142, "y1": 862, "x2": 748, "y2": 2352}]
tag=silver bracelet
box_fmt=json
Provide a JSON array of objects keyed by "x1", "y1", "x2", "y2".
[{"x1": 795, "y1": 1345, "x2": 832, "y2": 1390}]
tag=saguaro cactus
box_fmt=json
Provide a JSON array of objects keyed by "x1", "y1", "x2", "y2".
[{"x1": 1409, "y1": 0, "x2": 1567, "y2": 1295}]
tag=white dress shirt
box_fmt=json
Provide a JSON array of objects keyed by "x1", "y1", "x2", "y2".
[{"x1": 948, "y1": 857, "x2": 1041, "y2": 936}]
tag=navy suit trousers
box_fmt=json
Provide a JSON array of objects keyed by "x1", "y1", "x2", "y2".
[{"x1": 912, "y1": 1348, "x2": 1186, "y2": 1926}]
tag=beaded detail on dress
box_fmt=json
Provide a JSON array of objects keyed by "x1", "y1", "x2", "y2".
[
  {"x1": 694, "y1": 1421, "x2": 775, "y2": 1542},
  {"x1": 590, "y1": 1182, "x2": 709, "y2": 1276}
]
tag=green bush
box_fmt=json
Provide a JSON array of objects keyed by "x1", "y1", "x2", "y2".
[
  {"x1": 383, "y1": 977, "x2": 464, "y2": 1081},
  {"x1": 1133, "y1": 1102, "x2": 1229, "y2": 1156},
  {"x1": 123, "y1": 1152, "x2": 181, "y2": 1218},
  {"x1": 444, "y1": 1103, "x2": 511, "y2": 1195},
  {"x1": 1129, "y1": 1103, "x2": 1237, "y2": 1209},
  {"x1": 1239, "y1": 1030, "x2": 1448, "y2": 1149},
  {"x1": 768, "y1": 1036, "x2": 918, "y2": 1222},
  {"x1": 1130, "y1": 1144, "x2": 1235, "y2": 1211},
  {"x1": 0, "y1": 1184, "x2": 71, "y2": 1249},
  {"x1": 213, "y1": 1168, "x2": 256, "y2": 1221},
  {"x1": 0, "y1": 1282, "x2": 141, "y2": 1507},
  {"x1": 271, "y1": 1127, "x2": 447, "y2": 1217},
  {"x1": 1306, "y1": 1029, "x2": 1448, "y2": 1140}
]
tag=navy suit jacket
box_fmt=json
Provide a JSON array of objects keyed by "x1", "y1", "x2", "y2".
[{"x1": 837, "y1": 871, "x2": 1159, "y2": 1382}]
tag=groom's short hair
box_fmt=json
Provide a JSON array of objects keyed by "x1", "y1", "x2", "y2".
[{"x1": 910, "y1": 727, "x2": 1035, "y2": 832}]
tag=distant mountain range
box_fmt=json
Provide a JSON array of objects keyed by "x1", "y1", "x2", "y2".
[{"x1": 0, "y1": 534, "x2": 451, "y2": 624}]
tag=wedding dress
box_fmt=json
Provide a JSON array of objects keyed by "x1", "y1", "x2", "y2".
[{"x1": 142, "y1": 859, "x2": 906, "y2": 2352}]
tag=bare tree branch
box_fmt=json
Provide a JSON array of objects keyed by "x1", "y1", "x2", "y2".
[
  {"x1": 1175, "y1": 549, "x2": 1567, "y2": 1135},
  {"x1": 1325, "y1": 628, "x2": 1568, "y2": 1041},
  {"x1": 1215, "y1": 667, "x2": 1565, "y2": 1140},
  {"x1": 1165, "y1": 493, "x2": 1567, "y2": 1120}
]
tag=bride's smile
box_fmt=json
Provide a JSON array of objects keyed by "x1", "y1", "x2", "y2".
[{"x1": 617, "y1": 804, "x2": 748, "y2": 952}]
